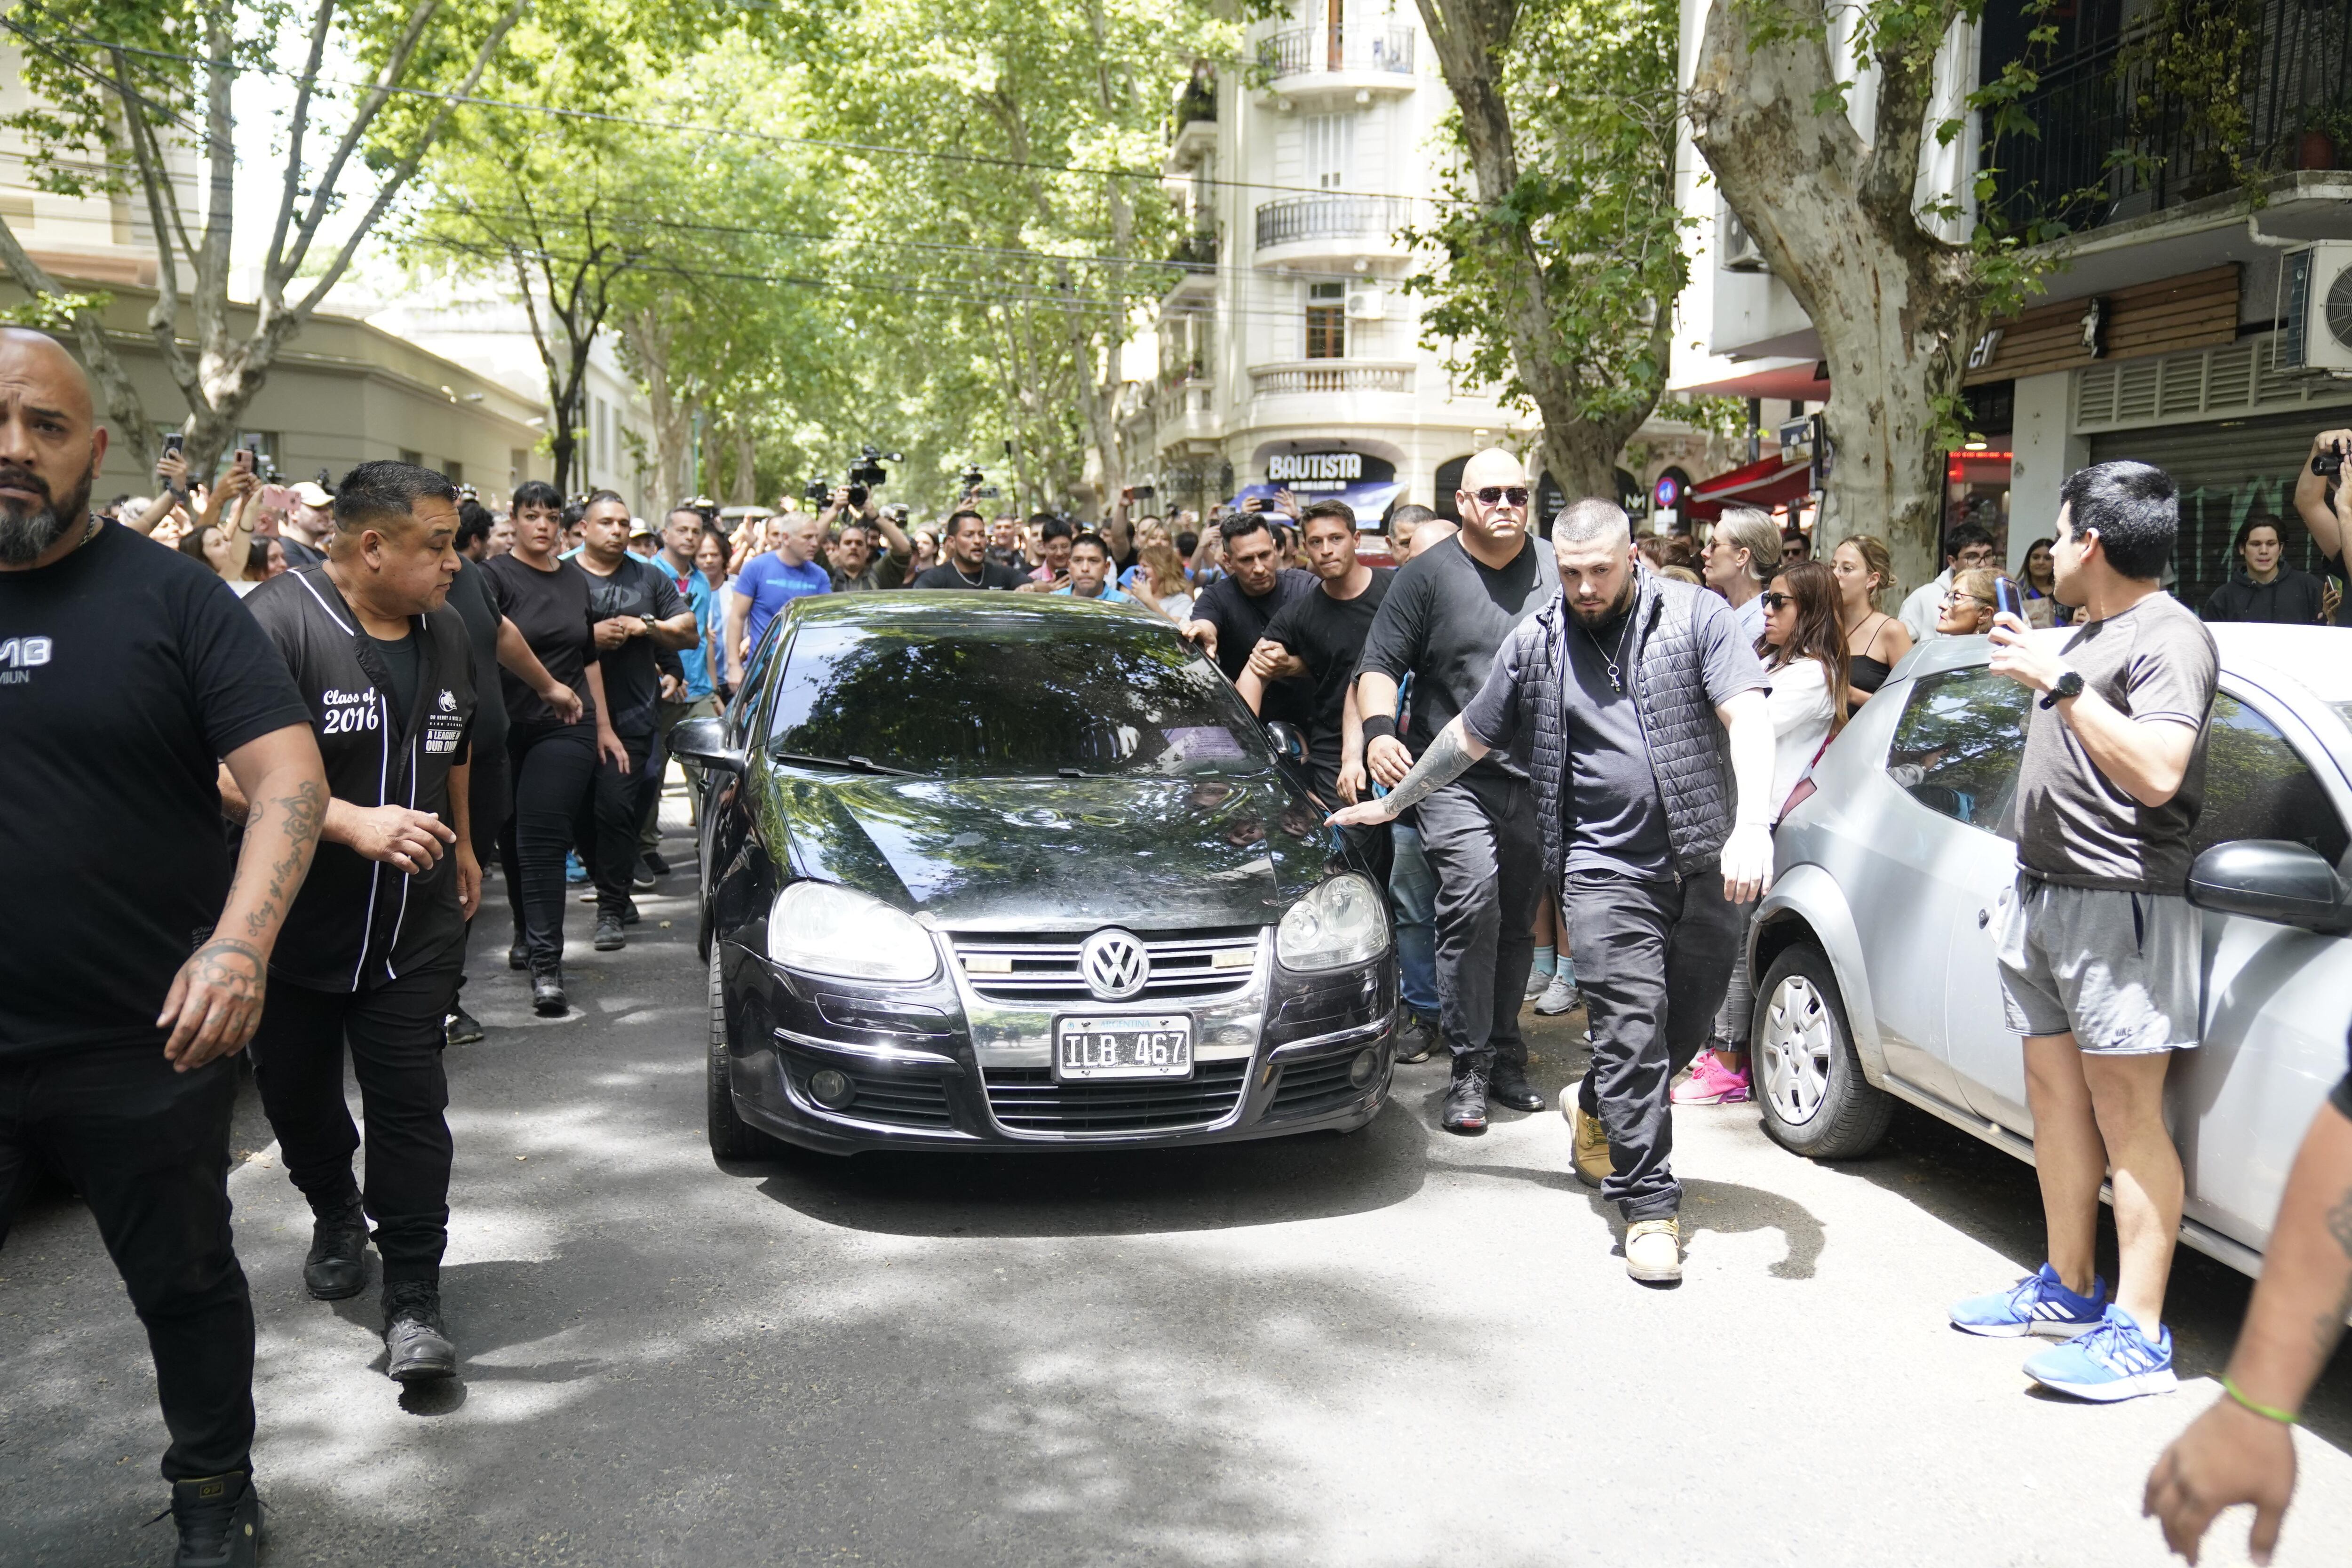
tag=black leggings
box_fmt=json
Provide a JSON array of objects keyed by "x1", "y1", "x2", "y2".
[{"x1": 502, "y1": 723, "x2": 596, "y2": 974}]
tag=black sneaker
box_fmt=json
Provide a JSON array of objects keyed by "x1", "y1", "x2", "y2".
[
  {"x1": 619, "y1": 897, "x2": 642, "y2": 926},
  {"x1": 532, "y1": 971, "x2": 568, "y2": 1016},
  {"x1": 1393, "y1": 1013, "x2": 1437, "y2": 1065},
  {"x1": 1488, "y1": 1053, "x2": 1546, "y2": 1113},
  {"x1": 1442, "y1": 1059, "x2": 1490, "y2": 1135},
  {"x1": 383, "y1": 1281, "x2": 457, "y2": 1384},
  {"x1": 631, "y1": 859, "x2": 657, "y2": 891},
  {"x1": 643, "y1": 849, "x2": 670, "y2": 876},
  {"x1": 507, "y1": 939, "x2": 528, "y2": 972},
  {"x1": 165, "y1": 1471, "x2": 262, "y2": 1568},
  {"x1": 593, "y1": 915, "x2": 626, "y2": 950},
  {"x1": 445, "y1": 1005, "x2": 485, "y2": 1047},
  {"x1": 302, "y1": 1196, "x2": 368, "y2": 1300}
]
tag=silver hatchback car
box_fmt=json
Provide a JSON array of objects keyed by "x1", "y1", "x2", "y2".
[{"x1": 1749, "y1": 624, "x2": 2352, "y2": 1278}]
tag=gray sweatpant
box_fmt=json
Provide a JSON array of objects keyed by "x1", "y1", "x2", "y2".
[{"x1": 1410, "y1": 776, "x2": 1541, "y2": 1070}]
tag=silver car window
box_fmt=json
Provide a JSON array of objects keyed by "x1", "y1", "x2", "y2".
[
  {"x1": 1883, "y1": 667, "x2": 2031, "y2": 835},
  {"x1": 2192, "y1": 692, "x2": 2350, "y2": 864}
]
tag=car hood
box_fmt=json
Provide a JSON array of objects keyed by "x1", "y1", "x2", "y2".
[{"x1": 756, "y1": 765, "x2": 1340, "y2": 932}]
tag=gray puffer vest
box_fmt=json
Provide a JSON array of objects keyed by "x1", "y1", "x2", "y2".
[{"x1": 1501, "y1": 570, "x2": 1738, "y2": 889}]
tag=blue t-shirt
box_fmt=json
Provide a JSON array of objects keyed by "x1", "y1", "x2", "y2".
[
  {"x1": 735, "y1": 552, "x2": 831, "y2": 657},
  {"x1": 670, "y1": 570, "x2": 717, "y2": 698},
  {"x1": 1053, "y1": 583, "x2": 1131, "y2": 604}
]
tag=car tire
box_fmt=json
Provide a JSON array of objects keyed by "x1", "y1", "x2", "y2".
[
  {"x1": 1749, "y1": 942, "x2": 1891, "y2": 1161},
  {"x1": 707, "y1": 945, "x2": 781, "y2": 1163}
]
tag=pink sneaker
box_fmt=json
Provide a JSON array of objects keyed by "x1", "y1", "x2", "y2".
[{"x1": 1673, "y1": 1050, "x2": 1750, "y2": 1106}]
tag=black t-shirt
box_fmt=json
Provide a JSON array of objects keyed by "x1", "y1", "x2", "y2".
[
  {"x1": 444, "y1": 555, "x2": 507, "y2": 755},
  {"x1": 1261, "y1": 570, "x2": 1394, "y2": 770},
  {"x1": 913, "y1": 560, "x2": 1028, "y2": 590},
  {"x1": 1193, "y1": 567, "x2": 1316, "y2": 727},
  {"x1": 0, "y1": 520, "x2": 311, "y2": 1058},
  {"x1": 575, "y1": 553, "x2": 686, "y2": 740},
  {"x1": 482, "y1": 553, "x2": 600, "y2": 733},
  {"x1": 1356, "y1": 533, "x2": 1558, "y2": 783},
  {"x1": 244, "y1": 568, "x2": 477, "y2": 989}
]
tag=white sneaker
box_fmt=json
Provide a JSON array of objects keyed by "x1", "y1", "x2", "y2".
[
  {"x1": 1535, "y1": 974, "x2": 1582, "y2": 1015},
  {"x1": 1524, "y1": 967, "x2": 1552, "y2": 1002}
]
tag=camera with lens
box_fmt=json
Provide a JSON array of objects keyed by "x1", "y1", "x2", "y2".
[
  {"x1": 2314, "y1": 451, "x2": 2344, "y2": 477},
  {"x1": 844, "y1": 444, "x2": 900, "y2": 509},
  {"x1": 956, "y1": 462, "x2": 1001, "y2": 500},
  {"x1": 803, "y1": 477, "x2": 831, "y2": 507}
]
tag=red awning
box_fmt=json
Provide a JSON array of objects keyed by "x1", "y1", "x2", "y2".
[{"x1": 1684, "y1": 454, "x2": 1812, "y2": 521}]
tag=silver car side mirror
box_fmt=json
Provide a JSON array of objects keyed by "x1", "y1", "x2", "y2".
[
  {"x1": 2186, "y1": 840, "x2": 2352, "y2": 933},
  {"x1": 667, "y1": 714, "x2": 747, "y2": 775}
]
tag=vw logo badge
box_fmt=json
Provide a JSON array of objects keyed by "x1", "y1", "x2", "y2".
[{"x1": 1079, "y1": 928, "x2": 1150, "y2": 1002}]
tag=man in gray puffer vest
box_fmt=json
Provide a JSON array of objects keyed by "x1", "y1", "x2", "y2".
[{"x1": 1332, "y1": 498, "x2": 1776, "y2": 1283}]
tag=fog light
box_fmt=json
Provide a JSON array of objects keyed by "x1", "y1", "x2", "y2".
[
  {"x1": 1349, "y1": 1048, "x2": 1378, "y2": 1087},
  {"x1": 808, "y1": 1068, "x2": 855, "y2": 1109}
]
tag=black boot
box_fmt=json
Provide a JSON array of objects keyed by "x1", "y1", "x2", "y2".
[
  {"x1": 444, "y1": 1004, "x2": 484, "y2": 1046},
  {"x1": 593, "y1": 913, "x2": 626, "y2": 951},
  {"x1": 302, "y1": 1195, "x2": 368, "y2": 1300},
  {"x1": 1442, "y1": 1053, "x2": 1490, "y2": 1135},
  {"x1": 166, "y1": 1471, "x2": 262, "y2": 1567},
  {"x1": 1393, "y1": 1013, "x2": 1437, "y2": 1065},
  {"x1": 1488, "y1": 1052, "x2": 1546, "y2": 1113},
  {"x1": 532, "y1": 970, "x2": 568, "y2": 1016},
  {"x1": 507, "y1": 936, "x2": 528, "y2": 971},
  {"x1": 383, "y1": 1280, "x2": 457, "y2": 1384},
  {"x1": 619, "y1": 896, "x2": 642, "y2": 926}
]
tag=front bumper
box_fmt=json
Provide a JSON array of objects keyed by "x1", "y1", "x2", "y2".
[{"x1": 716, "y1": 931, "x2": 1398, "y2": 1154}]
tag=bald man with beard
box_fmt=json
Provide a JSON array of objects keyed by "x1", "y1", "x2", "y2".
[
  {"x1": 0, "y1": 328, "x2": 327, "y2": 1564},
  {"x1": 1351, "y1": 449, "x2": 1559, "y2": 1134}
]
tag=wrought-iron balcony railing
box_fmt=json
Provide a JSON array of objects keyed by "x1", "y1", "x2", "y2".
[
  {"x1": 1980, "y1": 0, "x2": 2352, "y2": 234},
  {"x1": 1258, "y1": 24, "x2": 1415, "y2": 79},
  {"x1": 1254, "y1": 194, "x2": 1411, "y2": 251}
]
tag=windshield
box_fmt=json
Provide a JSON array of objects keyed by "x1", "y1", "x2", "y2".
[{"x1": 765, "y1": 620, "x2": 1275, "y2": 779}]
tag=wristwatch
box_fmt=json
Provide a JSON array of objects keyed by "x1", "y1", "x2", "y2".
[
  {"x1": 2039, "y1": 668, "x2": 2085, "y2": 709},
  {"x1": 639, "y1": 613, "x2": 658, "y2": 637}
]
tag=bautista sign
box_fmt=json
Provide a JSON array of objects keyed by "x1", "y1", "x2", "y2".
[{"x1": 1264, "y1": 450, "x2": 1396, "y2": 493}]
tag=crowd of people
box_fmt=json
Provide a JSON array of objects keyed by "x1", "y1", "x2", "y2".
[{"x1": 3, "y1": 316, "x2": 2349, "y2": 1567}]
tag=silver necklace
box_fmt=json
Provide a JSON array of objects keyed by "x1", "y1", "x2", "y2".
[
  {"x1": 1579, "y1": 599, "x2": 1639, "y2": 694},
  {"x1": 951, "y1": 558, "x2": 984, "y2": 586}
]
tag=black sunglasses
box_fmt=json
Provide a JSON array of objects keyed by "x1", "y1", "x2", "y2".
[
  {"x1": 1759, "y1": 591, "x2": 1795, "y2": 610},
  {"x1": 1472, "y1": 486, "x2": 1531, "y2": 507}
]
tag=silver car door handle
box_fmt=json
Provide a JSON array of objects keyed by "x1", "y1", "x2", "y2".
[{"x1": 1977, "y1": 908, "x2": 1991, "y2": 928}]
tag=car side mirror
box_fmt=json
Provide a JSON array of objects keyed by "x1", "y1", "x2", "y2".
[
  {"x1": 2186, "y1": 840, "x2": 2352, "y2": 932},
  {"x1": 668, "y1": 714, "x2": 747, "y2": 775},
  {"x1": 1263, "y1": 720, "x2": 1306, "y2": 763}
]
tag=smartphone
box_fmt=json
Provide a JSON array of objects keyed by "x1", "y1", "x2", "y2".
[
  {"x1": 1994, "y1": 576, "x2": 2025, "y2": 622},
  {"x1": 162, "y1": 432, "x2": 184, "y2": 457},
  {"x1": 231, "y1": 447, "x2": 255, "y2": 476}
]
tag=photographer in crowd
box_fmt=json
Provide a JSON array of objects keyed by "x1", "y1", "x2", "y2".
[
  {"x1": 2291, "y1": 427, "x2": 2352, "y2": 625},
  {"x1": 235, "y1": 461, "x2": 480, "y2": 1387},
  {"x1": 0, "y1": 327, "x2": 326, "y2": 1566},
  {"x1": 1950, "y1": 461, "x2": 2218, "y2": 1403}
]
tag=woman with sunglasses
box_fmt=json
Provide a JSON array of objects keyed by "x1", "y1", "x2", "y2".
[
  {"x1": 1678, "y1": 557, "x2": 1850, "y2": 1107},
  {"x1": 1936, "y1": 567, "x2": 2003, "y2": 636}
]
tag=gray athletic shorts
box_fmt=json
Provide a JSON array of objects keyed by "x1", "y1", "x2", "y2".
[{"x1": 1996, "y1": 873, "x2": 2201, "y2": 1054}]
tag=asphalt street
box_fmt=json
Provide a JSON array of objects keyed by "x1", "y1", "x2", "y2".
[{"x1": 7, "y1": 801, "x2": 2352, "y2": 1567}]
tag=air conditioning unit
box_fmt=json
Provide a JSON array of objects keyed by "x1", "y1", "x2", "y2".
[
  {"x1": 1720, "y1": 201, "x2": 1766, "y2": 274},
  {"x1": 1344, "y1": 284, "x2": 1385, "y2": 320},
  {"x1": 2280, "y1": 244, "x2": 2352, "y2": 373}
]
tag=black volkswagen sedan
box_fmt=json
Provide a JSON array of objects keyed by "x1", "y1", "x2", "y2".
[{"x1": 671, "y1": 592, "x2": 1398, "y2": 1160}]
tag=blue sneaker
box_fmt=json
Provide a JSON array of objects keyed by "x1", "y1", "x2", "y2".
[
  {"x1": 2022, "y1": 1304, "x2": 2177, "y2": 1401},
  {"x1": 565, "y1": 851, "x2": 589, "y2": 886},
  {"x1": 1949, "y1": 1263, "x2": 2105, "y2": 1338}
]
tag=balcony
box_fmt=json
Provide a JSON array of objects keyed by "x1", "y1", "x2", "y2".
[
  {"x1": 1253, "y1": 194, "x2": 1412, "y2": 265},
  {"x1": 1249, "y1": 360, "x2": 1415, "y2": 398},
  {"x1": 1981, "y1": 0, "x2": 2352, "y2": 234},
  {"x1": 1258, "y1": 24, "x2": 1416, "y2": 99},
  {"x1": 1153, "y1": 376, "x2": 1220, "y2": 453},
  {"x1": 1160, "y1": 229, "x2": 1219, "y2": 310}
]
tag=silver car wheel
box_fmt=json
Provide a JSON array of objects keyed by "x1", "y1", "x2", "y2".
[{"x1": 1758, "y1": 973, "x2": 1835, "y2": 1127}]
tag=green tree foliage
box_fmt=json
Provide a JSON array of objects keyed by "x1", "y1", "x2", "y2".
[{"x1": 1407, "y1": 0, "x2": 1686, "y2": 501}]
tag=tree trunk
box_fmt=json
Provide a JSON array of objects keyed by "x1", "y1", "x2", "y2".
[
  {"x1": 1686, "y1": 0, "x2": 1983, "y2": 593},
  {"x1": 728, "y1": 423, "x2": 757, "y2": 507},
  {"x1": 621, "y1": 304, "x2": 693, "y2": 508}
]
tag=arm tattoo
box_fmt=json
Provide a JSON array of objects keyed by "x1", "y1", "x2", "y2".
[
  {"x1": 1378, "y1": 720, "x2": 1480, "y2": 815},
  {"x1": 238, "y1": 778, "x2": 325, "y2": 943},
  {"x1": 2320, "y1": 1182, "x2": 2352, "y2": 1358}
]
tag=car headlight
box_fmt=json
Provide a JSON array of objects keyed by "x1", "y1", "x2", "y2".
[
  {"x1": 768, "y1": 882, "x2": 938, "y2": 982},
  {"x1": 1276, "y1": 872, "x2": 1390, "y2": 971}
]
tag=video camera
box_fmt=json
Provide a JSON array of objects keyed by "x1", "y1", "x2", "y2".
[
  {"x1": 845, "y1": 444, "x2": 900, "y2": 509},
  {"x1": 957, "y1": 462, "x2": 1001, "y2": 500}
]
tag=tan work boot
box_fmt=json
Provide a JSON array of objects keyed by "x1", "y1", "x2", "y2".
[
  {"x1": 1625, "y1": 1217, "x2": 1682, "y2": 1283},
  {"x1": 1565, "y1": 1093, "x2": 1613, "y2": 1188}
]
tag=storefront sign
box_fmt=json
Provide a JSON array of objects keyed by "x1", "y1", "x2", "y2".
[{"x1": 1267, "y1": 451, "x2": 1396, "y2": 493}]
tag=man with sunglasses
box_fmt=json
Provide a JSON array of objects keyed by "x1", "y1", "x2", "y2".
[{"x1": 1351, "y1": 449, "x2": 1559, "y2": 1134}]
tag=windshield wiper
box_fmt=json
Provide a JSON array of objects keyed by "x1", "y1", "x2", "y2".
[{"x1": 771, "y1": 750, "x2": 924, "y2": 778}]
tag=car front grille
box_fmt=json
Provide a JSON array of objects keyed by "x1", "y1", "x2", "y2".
[
  {"x1": 950, "y1": 928, "x2": 1260, "y2": 1005},
  {"x1": 1267, "y1": 1052, "x2": 1369, "y2": 1122},
  {"x1": 981, "y1": 1058, "x2": 1251, "y2": 1135}
]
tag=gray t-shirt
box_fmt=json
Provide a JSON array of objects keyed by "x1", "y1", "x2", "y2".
[
  {"x1": 2011, "y1": 592, "x2": 2218, "y2": 893},
  {"x1": 1461, "y1": 580, "x2": 1767, "y2": 881}
]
